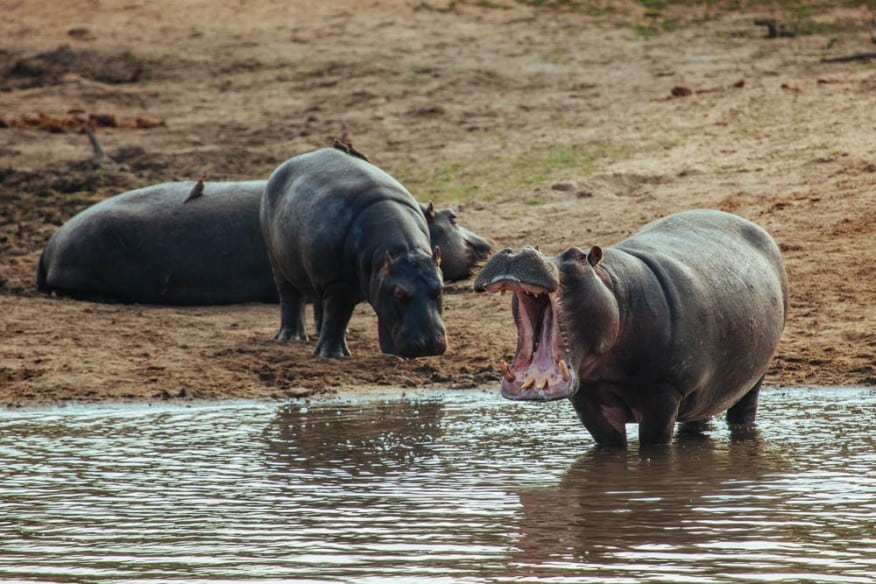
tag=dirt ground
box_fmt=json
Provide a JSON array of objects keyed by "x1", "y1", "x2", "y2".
[{"x1": 1, "y1": 0, "x2": 874, "y2": 407}]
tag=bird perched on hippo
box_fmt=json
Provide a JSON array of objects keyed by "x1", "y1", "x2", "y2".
[
  {"x1": 260, "y1": 148, "x2": 450, "y2": 359},
  {"x1": 474, "y1": 209, "x2": 788, "y2": 447}
]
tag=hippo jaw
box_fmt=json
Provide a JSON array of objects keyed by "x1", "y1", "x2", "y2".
[
  {"x1": 479, "y1": 276, "x2": 577, "y2": 401},
  {"x1": 474, "y1": 246, "x2": 576, "y2": 400}
]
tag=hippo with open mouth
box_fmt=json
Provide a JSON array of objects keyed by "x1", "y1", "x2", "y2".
[{"x1": 474, "y1": 209, "x2": 788, "y2": 446}]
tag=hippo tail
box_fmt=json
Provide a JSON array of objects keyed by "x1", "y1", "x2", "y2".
[{"x1": 36, "y1": 249, "x2": 50, "y2": 294}]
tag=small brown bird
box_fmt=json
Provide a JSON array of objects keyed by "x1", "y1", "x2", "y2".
[
  {"x1": 184, "y1": 176, "x2": 206, "y2": 203},
  {"x1": 331, "y1": 136, "x2": 370, "y2": 162}
]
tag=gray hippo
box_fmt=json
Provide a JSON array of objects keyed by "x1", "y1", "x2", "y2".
[
  {"x1": 474, "y1": 209, "x2": 788, "y2": 446},
  {"x1": 37, "y1": 181, "x2": 490, "y2": 305},
  {"x1": 261, "y1": 148, "x2": 447, "y2": 359},
  {"x1": 38, "y1": 181, "x2": 274, "y2": 305}
]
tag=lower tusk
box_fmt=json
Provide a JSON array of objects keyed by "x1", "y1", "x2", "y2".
[
  {"x1": 537, "y1": 377, "x2": 547, "y2": 390},
  {"x1": 558, "y1": 359, "x2": 571, "y2": 382},
  {"x1": 521, "y1": 377, "x2": 534, "y2": 390},
  {"x1": 500, "y1": 360, "x2": 516, "y2": 382}
]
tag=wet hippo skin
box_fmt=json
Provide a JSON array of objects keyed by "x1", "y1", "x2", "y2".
[
  {"x1": 261, "y1": 148, "x2": 448, "y2": 359},
  {"x1": 475, "y1": 209, "x2": 789, "y2": 446}
]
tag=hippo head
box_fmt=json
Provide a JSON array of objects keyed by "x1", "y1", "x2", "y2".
[
  {"x1": 371, "y1": 249, "x2": 447, "y2": 359},
  {"x1": 422, "y1": 202, "x2": 492, "y2": 282},
  {"x1": 474, "y1": 245, "x2": 619, "y2": 401}
]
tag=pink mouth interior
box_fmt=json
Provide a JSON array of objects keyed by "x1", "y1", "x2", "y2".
[{"x1": 485, "y1": 280, "x2": 574, "y2": 399}]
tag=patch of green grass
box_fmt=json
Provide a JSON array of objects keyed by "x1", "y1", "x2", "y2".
[
  {"x1": 476, "y1": 0, "x2": 512, "y2": 8},
  {"x1": 635, "y1": 23, "x2": 659, "y2": 38},
  {"x1": 400, "y1": 141, "x2": 623, "y2": 205},
  {"x1": 751, "y1": 47, "x2": 777, "y2": 59},
  {"x1": 639, "y1": 0, "x2": 668, "y2": 10}
]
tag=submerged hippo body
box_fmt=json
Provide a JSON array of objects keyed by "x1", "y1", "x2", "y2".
[
  {"x1": 474, "y1": 209, "x2": 788, "y2": 446},
  {"x1": 37, "y1": 179, "x2": 490, "y2": 305},
  {"x1": 261, "y1": 148, "x2": 447, "y2": 359},
  {"x1": 37, "y1": 181, "x2": 275, "y2": 305}
]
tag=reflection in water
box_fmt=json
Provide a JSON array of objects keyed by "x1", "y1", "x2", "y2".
[
  {"x1": 264, "y1": 398, "x2": 445, "y2": 476},
  {"x1": 512, "y1": 426, "x2": 779, "y2": 577},
  {"x1": 0, "y1": 388, "x2": 873, "y2": 582}
]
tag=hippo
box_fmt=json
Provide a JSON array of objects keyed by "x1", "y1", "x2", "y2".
[
  {"x1": 37, "y1": 181, "x2": 490, "y2": 305},
  {"x1": 37, "y1": 180, "x2": 275, "y2": 305},
  {"x1": 474, "y1": 209, "x2": 788, "y2": 446},
  {"x1": 260, "y1": 148, "x2": 447, "y2": 359},
  {"x1": 421, "y1": 201, "x2": 491, "y2": 283}
]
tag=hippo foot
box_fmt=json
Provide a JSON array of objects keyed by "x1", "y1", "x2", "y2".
[
  {"x1": 275, "y1": 327, "x2": 308, "y2": 342},
  {"x1": 313, "y1": 338, "x2": 352, "y2": 359}
]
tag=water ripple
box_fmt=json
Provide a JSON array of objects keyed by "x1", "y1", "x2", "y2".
[{"x1": 0, "y1": 388, "x2": 874, "y2": 582}]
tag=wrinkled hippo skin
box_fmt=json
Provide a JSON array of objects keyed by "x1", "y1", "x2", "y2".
[
  {"x1": 38, "y1": 181, "x2": 275, "y2": 305},
  {"x1": 475, "y1": 209, "x2": 789, "y2": 446},
  {"x1": 37, "y1": 179, "x2": 490, "y2": 305},
  {"x1": 261, "y1": 148, "x2": 447, "y2": 359}
]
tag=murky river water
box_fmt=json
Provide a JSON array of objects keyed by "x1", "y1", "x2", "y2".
[{"x1": 0, "y1": 387, "x2": 874, "y2": 583}]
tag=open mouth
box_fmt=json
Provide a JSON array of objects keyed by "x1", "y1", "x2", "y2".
[{"x1": 483, "y1": 279, "x2": 576, "y2": 401}]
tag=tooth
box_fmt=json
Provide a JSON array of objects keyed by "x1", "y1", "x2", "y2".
[
  {"x1": 521, "y1": 377, "x2": 535, "y2": 390},
  {"x1": 558, "y1": 359, "x2": 571, "y2": 382},
  {"x1": 499, "y1": 360, "x2": 516, "y2": 382},
  {"x1": 537, "y1": 378, "x2": 547, "y2": 390}
]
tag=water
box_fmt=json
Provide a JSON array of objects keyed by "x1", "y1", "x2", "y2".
[{"x1": 0, "y1": 387, "x2": 874, "y2": 583}]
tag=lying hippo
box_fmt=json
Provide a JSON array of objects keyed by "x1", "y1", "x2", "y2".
[
  {"x1": 37, "y1": 179, "x2": 490, "y2": 305},
  {"x1": 261, "y1": 148, "x2": 447, "y2": 359},
  {"x1": 474, "y1": 209, "x2": 788, "y2": 446},
  {"x1": 38, "y1": 181, "x2": 274, "y2": 305}
]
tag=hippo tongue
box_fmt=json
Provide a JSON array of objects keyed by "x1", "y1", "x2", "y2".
[{"x1": 502, "y1": 288, "x2": 574, "y2": 401}]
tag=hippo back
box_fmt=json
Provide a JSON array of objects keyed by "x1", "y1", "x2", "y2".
[
  {"x1": 38, "y1": 181, "x2": 275, "y2": 304},
  {"x1": 610, "y1": 209, "x2": 788, "y2": 419},
  {"x1": 260, "y1": 149, "x2": 430, "y2": 297}
]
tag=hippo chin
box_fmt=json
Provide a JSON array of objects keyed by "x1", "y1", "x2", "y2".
[
  {"x1": 261, "y1": 148, "x2": 447, "y2": 359},
  {"x1": 475, "y1": 209, "x2": 789, "y2": 446}
]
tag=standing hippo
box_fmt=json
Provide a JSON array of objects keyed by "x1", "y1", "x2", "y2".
[
  {"x1": 37, "y1": 181, "x2": 490, "y2": 305},
  {"x1": 474, "y1": 209, "x2": 788, "y2": 446},
  {"x1": 260, "y1": 148, "x2": 447, "y2": 359}
]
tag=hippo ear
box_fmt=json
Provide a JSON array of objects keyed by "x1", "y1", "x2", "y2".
[
  {"x1": 425, "y1": 202, "x2": 436, "y2": 222},
  {"x1": 587, "y1": 246, "x2": 603, "y2": 267},
  {"x1": 433, "y1": 245, "x2": 442, "y2": 267},
  {"x1": 381, "y1": 250, "x2": 393, "y2": 277}
]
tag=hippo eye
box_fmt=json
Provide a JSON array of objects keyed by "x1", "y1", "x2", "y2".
[
  {"x1": 394, "y1": 285, "x2": 410, "y2": 302},
  {"x1": 578, "y1": 251, "x2": 588, "y2": 264}
]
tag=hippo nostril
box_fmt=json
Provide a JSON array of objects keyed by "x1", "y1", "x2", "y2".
[{"x1": 468, "y1": 240, "x2": 491, "y2": 261}]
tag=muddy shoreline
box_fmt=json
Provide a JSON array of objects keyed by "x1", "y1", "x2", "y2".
[{"x1": 2, "y1": 1, "x2": 874, "y2": 407}]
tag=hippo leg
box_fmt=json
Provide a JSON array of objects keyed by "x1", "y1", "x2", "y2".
[
  {"x1": 275, "y1": 278, "x2": 308, "y2": 342},
  {"x1": 636, "y1": 389, "x2": 683, "y2": 445},
  {"x1": 725, "y1": 375, "x2": 763, "y2": 425},
  {"x1": 313, "y1": 298, "x2": 323, "y2": 335},
  {"x1": 313, "y1": 284, "x2": 355, "y2": 358},
  {"x1": 569, "y1": 392, "x2": 629, "y2": 447}
]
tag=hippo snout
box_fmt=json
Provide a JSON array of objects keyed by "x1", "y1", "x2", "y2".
[
  {"x1": 466, "y1": 230, "x2": 493, "y2": 261},
  {"x1": 474, "y1": 246, "x2": 559, "y2": 293},
  {"x1": 394, "y1": 330, "x2": 447, "y2": 359}
]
